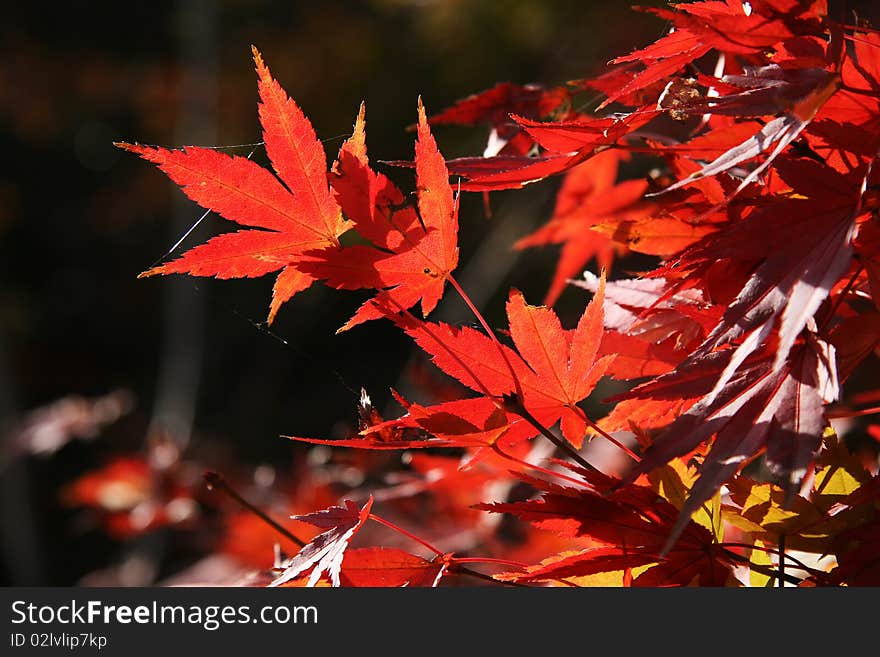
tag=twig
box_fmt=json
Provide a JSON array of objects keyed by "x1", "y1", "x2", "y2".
[{"x1": 203, "y1": 471, "x2": 305, "y2": 547}]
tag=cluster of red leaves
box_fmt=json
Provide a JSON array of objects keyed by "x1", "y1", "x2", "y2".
[{"x1": 119, "y1": 0, "x2": 880, "y2": 586}]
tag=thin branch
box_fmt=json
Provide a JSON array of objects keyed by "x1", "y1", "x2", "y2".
[
  {"x1": 777, "y1": 534, "x2": 786, "y2": 588},
  {"x1": 203, "y1": 471, "x2": 305, "y2": 548}
]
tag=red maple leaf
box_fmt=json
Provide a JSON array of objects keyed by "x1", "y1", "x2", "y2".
[
  {"x1": 288, "y1": 276, "x2": 609, "y2": 455},
  {"x1": 338, "y1": 547, "x2": 449, "y2": 587},
  {"x1": 427, "y1": 81, "x2": 572, "y2": 157},
  {"x1": 614, "y1": 333, "x2": 838, "y2": 551},
  {"x1": 599, "y1": 0, "x2": 828, "y2": 109},
  {"x1": 118, "y1": 47, "x2": 345, "y2": 323},
  {"x1": 478, "y1": 468, "x2": 736, "y2": 586},
  {"x1": 298, "y1": 99, "x2": 459, "y2": 331},
  {"x1": 380, "y1": 276, "x2": 610, "y2": 450},
  {"x1": 513, "y1": 150, "x2": 650, "y2": 306}
]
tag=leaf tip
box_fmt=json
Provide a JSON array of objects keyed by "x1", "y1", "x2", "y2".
[
  {"x1": 506, "y1": 287, "x2": 528, "y2": 312},
  {"x1": 417, "y1": 95, "x2": 428, "y2": 128},
  {"x1": 252, "y1": 45, "x2": 270, "y2": 82},
  {"x1": 136, "y1": 266, "x2": 164, "y2": 279},
  {"x1": 353, "y1": 101, "x2": 367, "y2": 136},
  {"x1": 267, "y1": 300, "x2": 282, "y2": 326},
  {"x1": 594, "y1": 268, "x2": 607, "y2": 300},
  {"x1": 114, "y1": 141, "x2": 149, "y2": 156}
]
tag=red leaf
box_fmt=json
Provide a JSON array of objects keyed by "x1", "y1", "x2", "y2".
[
  {"x1": 428, "y1": 82, "x2": 570, "y2": 129},
  {"x1": 618, "y1": 335, "x2": 838, "y2": 550},
  {"x1": 478, "y1": 469, "x2": 735, "y2": 586},
  {"x1": 378, "y1": 274, "x2": 610, "y2": 448},
  {"x1": 446, "y1": 152, "x2": 589, "y2": 192},
  {"x1": 118, "y1": 48, "x2": 344, "y2": 323},
  {"x1": 339, "y1": 547, "x2": 448, "y2": 587},
  {"x1": 299, "y1": 99, "x2": 459, "y2": 330},
  {"x1": 514, "y1": 150, "x2": 649, "y2": 305},
  {"x1": 652, "y1": 69, "x2": 840, "y2": 202},
  {"x1": 676, "y1": 158, "x2": 860, "y2": 379}
]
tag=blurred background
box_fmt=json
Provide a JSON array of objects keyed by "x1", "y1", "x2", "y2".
[{"x1": 2, "y1": 1, "x2": 877, "y2": 586}]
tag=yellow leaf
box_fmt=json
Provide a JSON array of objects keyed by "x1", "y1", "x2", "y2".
[
  {"x1": 814, "y1": 464, "x2": 862, "y2": 498},
  {"x1": 727, "y1": 478, "x2": 822, "y2": 533},
  {"x1": 749, "y1": 540, "x2": 774, "y2": 588},
  {"x1": 564, "y1": 565, "x2": 654, "y2": 587},
  {"x1": 649, "y1": 459, "x2": 721, "y2": 538}
]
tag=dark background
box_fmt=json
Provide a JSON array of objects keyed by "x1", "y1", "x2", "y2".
[{"x1": 2, "y1": 1, "x2": 877, "y2": 586}]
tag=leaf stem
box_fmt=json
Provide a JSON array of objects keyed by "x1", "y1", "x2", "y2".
[
  {"x1": 203, "y1": 470, "x2": 305, "y2": 548},
  {"x1": 490, "y1": 443, "x2": 590, "y2": 487},
  {"x1": 368, "y1": 513, "x2": 445, "y2": 558},
  {"x1": 720, "y1": 542, "x2": 826, "y2": 579},
  {"x1": 452, "y1": 566, "x2": 534, "y2": 587},
  {"x1": 720, "y1": 547, "x2": 804, "y2": 586},
  {"x1": 446, "y1": 274, "x2": 523, "y2": 400},
  {"x1": 575, "y1": 408, "x2": 641, "y2": 462},
  {"x1": 503, "y1": 395, "x2": 596, "y2": 472},
  {"x1": 826, "y1": 404, "x2": 880, "y2": 419},
  {"x1": 452, "y1": 556, "x2": 528, "y2": 569},
  {"x1": 369, "y1": 512, "x2": 533, "y2": 587},
  {"x1": 820, "y1": 265, "x2": 863, "y2": 333}
]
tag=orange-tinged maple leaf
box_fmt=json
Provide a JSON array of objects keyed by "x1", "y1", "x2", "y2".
[
  {"x1": 118, "y1": 47, "x2": 344, "y2": 324},
  {"x1": 289, "y1": 276, "x2": 610, "y2": 454},
  {"x1": 298, "y1": 99, "x2": 459, "y2": 331},
  {"x1": 381, "y1": 275, "x2": 610, "y2": 449},
  {"x1": 514, "y1": 150, "x2": 648, "y2": 306}
]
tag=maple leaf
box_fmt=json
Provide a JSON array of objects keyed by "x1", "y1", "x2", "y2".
[
  {"x1": 514, "y1": 150, "x2": 650, "y2": 306},
  {"x1": 651, "y1": 67, "x2": 841, "y2": 201},
  {"x1": 573, "y1": 271, "x2": 717, "y2": 346},
  {"x1": 812, "y1": 32, "x2": 880, "y2": 159},
  {"x1": 428, "y1": 82, "x2": 571, "y2": 131},
  {"x1": 118, "y1": 47, "x2": 344, "y2": 324},
  {"x1": 443, "y1": 152, "x2": 589, "y2": 192},
  {"x1": 427, "y1": 81, "x2": 572, "y2": 157},
  {"x1": 430, "y1": 111, "x2": 659, "y2": 192},
  {"x1": 718, "y1": 432, "x2": 880, "y2": 585},
  {"x1": 615, "y1": 332, "x2": 839, "y2": 552},
  {"x1": 375, "y1": 276, "x2": 610, "y2": 450},
  {"x1": 339, "y1": 547, "x2": 448, "y2": 587},
  {"x1": 270, "y1": 497, "x2": 373, "y2": 587},
  {"x1": 569, "y1": 271, "x2": 717, "y2": 383},
  {"x1": 595, "y1": 0, "x2": 826, "y2": 110},
  {"x1": 478, "y1": 468, "x2": 735, "y2": 586},
  {"x1": 293, "y1": 276, "x2": 610, "y2": 455},
  {"x1": 289, "y1": 396, "x2": 516, "y2": 452},
  {"x1": 649, "y1": 156, "x2": 863, "y2": 403},
  {"x1": 298, "y1": 99, "x2": 459, "y2": 331}
]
